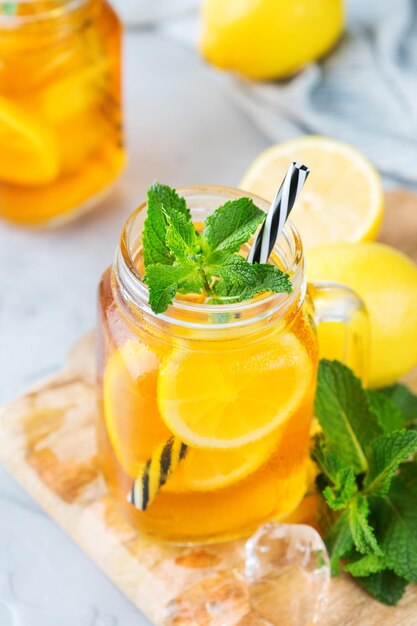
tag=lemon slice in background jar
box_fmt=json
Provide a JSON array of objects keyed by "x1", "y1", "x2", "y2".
[
  {"x1": 38, "y1": 60, "x2": 111, "y2": 172},
  {"x1": 158, "y1": 333, "x2": 311, "y2": 449},
  {"x1": 39, "y1": 59, "x2": 109, "y2": 124},
  {"x1": 240, "y1": 136, "x2": 384, "y2": 249},
  {"x1": 0, "y1": 96, "x2": 59, "y2": 186}
]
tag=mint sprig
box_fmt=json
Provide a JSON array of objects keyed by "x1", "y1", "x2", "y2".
[
  {"x1": 142, "y1": 182, "x2": 291, "y2": 313},
  {"x1": 314, "y1": 360, "x2": 417, "y2": 605}
]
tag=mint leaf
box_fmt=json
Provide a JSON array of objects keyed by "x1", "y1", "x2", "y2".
[
  {"x1": 366, "y1": 389, "x2": 405, "y2": 433},
  {"x1": 357, "y1": 570, "x2": 408, "y2": 606},
  {"x1": 348, "y1": 495, "x2": 382, "y2": 556},
  {"x1": 205, "y1": 251, "x2": 252, "y2": 286},
  {"x1": 312, "y1": 436, "x2": 351, "y2": 483},
  {"x1": 164, "y1": 208, "x2": 199, "y2": 261},
  {"x1": 142, "y1": 217, "x2": 173, "y2": 267},
  {"x1": 364, "y1": 430, "x2": 417, "y2": 496},
  {"x1": 315, "y1": 360, "x2": 382, "y2": 474},
  {"x1": 176, "y1": 274, "x2": 205, "y2": 295},
  {"x1": 324, "y1": 509, "x2": 354, "y2": 575},
  {"x1": 149, "y1": 181, "x2": 190, "y2": 220},
  {"x1": 209, "y1": 256, "x2": 292, "y2": 304},
  {"x1": 314, "y1": 438, "x2": 358, "y2": 511},
  {"x1": 143, "y1": 183, "x2": 190, "y2": 268},
  {"x1": 145, "y1": 262, "x2": 200, "y2": 314},
  {"x1": 379, "y1": 383, "x2": 417, "y2": 427},
  {"x1": 371, "y1": 465, "x2": 417, "y2": 582},
  {"x1": 202, "y1": 198, "x2": 265, "y2": 253},
  {"x1": 245, "y1": 263, "x2": 292, "y2": 295},
  {"x1": 344, "y1": 553, "x2": 386, "y2": 577},
  {"x1": 323, "y1": 468, "x2": 357, "y2": 511}
]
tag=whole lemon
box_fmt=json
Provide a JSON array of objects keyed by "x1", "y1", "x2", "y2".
[
  {"x1": 200, "y1": 0, "x2": 344, "y2": 80},
  {"x1": 306, "y1": 243, "x2": 417, "y2": 388}
]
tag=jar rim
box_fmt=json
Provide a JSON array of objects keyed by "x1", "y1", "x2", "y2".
[{"x1": 115, "y1": 185, "x2": 306, "y2": 330}]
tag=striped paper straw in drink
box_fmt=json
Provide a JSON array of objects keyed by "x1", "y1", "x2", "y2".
[
  {"x1": 247, "y1": 162, "x2": 310, "y2": 264},
  {"x1": 128, "y1": 436, "x2": 187, "y2": 511}
]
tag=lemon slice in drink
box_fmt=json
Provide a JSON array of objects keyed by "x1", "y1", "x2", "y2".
[
  {"x1": 157, "y1": 333, "x2": 311, "y2": 450},
  {"x1": 0, "y1": 96, "x2": 59, "y2": 186},
  {"x1": 240, "y1": 136, "x2": 384, "y2": 248},
  {"x1": 104, "y1": 340, "x2": 278, "y2": 491},
  {"x1": 103, "y1": 339, "x2": 172, "y2": 476},
  {"x1": 165, "y1": 437, "x2": 278, "y2": 493}
]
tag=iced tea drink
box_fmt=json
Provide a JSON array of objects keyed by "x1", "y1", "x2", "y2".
[
  {"x1": 97, "y1": 187, "x2": 322, "y2": 543},
  {"x1": 0, "y1": 0, "x2": 124, "y2": 225}
]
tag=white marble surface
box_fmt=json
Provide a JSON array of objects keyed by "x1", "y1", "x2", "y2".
[{"x1": 0, "y1": 30, "x2": 268, "y2": 625}]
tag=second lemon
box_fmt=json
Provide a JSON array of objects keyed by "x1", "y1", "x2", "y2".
[{"x1": 200, "y1": 0, "x2": 344, "y2": 80}]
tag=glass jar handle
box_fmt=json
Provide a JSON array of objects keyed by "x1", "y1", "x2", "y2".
[{"x1": 308, "y1": 281, "x2": 370, "y2": 383}]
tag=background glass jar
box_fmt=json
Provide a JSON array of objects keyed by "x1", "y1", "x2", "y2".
[
  {"x1": 0, "y1": 0, "x2": 125, "y2": 226},
  {"x1": 97, "y1": 187, "x2": 368, "y2": 543}
]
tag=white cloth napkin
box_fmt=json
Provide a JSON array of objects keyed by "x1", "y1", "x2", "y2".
[
  {"x1": 120, "y1": 0, "x2": 417, "y2": 189},
  {"x1": 110, "y1": 0, "x2": 200, "y2": 26},
  {"x1": 221, "y1": 0, "x2": 417, "y2": 189}
]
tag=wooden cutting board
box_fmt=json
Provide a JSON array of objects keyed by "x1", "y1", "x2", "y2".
[{"x1": 1, "y1": 190, "x2": 417, "y2": 626}]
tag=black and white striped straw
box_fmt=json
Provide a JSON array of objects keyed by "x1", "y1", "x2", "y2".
[{"x1": 247, "y1": 162, "x2": 310, "y2": 264}]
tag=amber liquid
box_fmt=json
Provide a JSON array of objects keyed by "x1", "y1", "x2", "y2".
[
  {"x1": 97, "y1": 263, "x2": 319, "y2": 544},
  {"x1": 0, "y1": 1, "x2": 125, "y2": 225}
]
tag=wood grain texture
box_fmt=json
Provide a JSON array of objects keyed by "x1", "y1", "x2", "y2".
[{"x1": 1, "y1": 191, "x2": 417, "y2": 625}]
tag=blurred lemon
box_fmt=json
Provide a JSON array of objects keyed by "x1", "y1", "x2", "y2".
[
  {"x1": 306, "y1": 243, "x2": 417, "y2": 387},
  {"x1": 200, "y1": 0, "x2": 344, "y2": 80},
  {"x1": 240, "y1": 136, "x2": 384, "y2": 249}
]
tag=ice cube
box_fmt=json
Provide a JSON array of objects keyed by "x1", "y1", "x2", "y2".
[{"x1": 245, "y1": 523, "x2": 330, "y2": 626}]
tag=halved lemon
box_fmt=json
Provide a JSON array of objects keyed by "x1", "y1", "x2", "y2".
[
  {"x1": 240, "y1": 136, "x2": 384, "y2": 249},
  {"x1": 103, "y1": 339, "x2": 172, "y2": 477},
  {"x1": 157, "y1": 333, "x2": 312, "y2": 450},
  {"x1": 0, "y1": 96, "x2": 59, "y2": 186}
]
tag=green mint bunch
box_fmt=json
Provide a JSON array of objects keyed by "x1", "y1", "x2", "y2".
[
  {"x1": 142, "y1": 182, "x2": 292, "y2": 314},
  {"x1": 314, "y1": 360, "x2": 417, "y2": 606}
]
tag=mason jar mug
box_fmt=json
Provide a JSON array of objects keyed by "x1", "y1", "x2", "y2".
[{"x1": 97, "y1": 186, "x2": 368, "y2": 543}]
